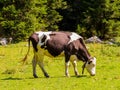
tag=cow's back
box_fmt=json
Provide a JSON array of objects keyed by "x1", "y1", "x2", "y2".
[{"x1": 46, "y1": 32, "x2": 70, "y2": 57}]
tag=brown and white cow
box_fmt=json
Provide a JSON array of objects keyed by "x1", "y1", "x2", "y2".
[{"x1": 23, "y1": 31, "x2": 96, "y2": 78}]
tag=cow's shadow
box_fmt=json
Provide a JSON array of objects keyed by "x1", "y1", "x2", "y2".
[
  {"x1": 76, "y1": 75, "x2": 88, "y2": 78},
  {"x1": 1, "y1": 75, "x2": 88, "y2": 80},
  {"x1": 28, "y1": 74, "x2": 88, "y2": 79},
  {"x1": 1, "y1": 77, "x2": 23, "y2": 80},
  {"x1": 29, "y1": 75, "x2": 88, "y2": 79}
]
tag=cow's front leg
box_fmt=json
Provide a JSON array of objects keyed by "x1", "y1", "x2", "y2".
[
  {"x1": 71, "y1": 60, "x2": 80, "y2": 76},
  {"x1": 65, "y1": 53, "x2": 71, "y2": 77},
  {"x1": 65, "y1": 61, "x2": 70, "y2": 77},
  {"x1": 32, "y1": 56, "x2": 38, "y2": 78}
]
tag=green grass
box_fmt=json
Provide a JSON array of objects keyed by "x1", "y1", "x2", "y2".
[{"x1": 0, "y1": 42, "x2": 120, "y2": 90}]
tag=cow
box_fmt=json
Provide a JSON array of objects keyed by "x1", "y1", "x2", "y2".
[{"x1": 23, "y1": 31, "x2": 96, "y2": 78}]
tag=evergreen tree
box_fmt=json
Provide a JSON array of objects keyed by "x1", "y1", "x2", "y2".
[
  {"x1": 0, "y1": 0, "x2": 66, "y2": 42},
  {"x1": 59, "y1": 0, "x2": 120, "y2": 39},
  {"x1": 0, "y1": 0, "x2": 120, "y2": 42}
]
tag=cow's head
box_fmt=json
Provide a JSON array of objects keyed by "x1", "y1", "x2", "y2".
[{"x1": 82, "y1": 57, "x2": 96, "y2": 76}]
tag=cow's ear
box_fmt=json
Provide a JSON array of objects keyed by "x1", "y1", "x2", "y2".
[{"x1": 88, "y1": 61, "x2": 92, "y2": 64}]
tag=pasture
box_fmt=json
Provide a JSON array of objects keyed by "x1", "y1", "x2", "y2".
[{"x1": 0, "y1": 41, "x2": 120, "y2": 90}]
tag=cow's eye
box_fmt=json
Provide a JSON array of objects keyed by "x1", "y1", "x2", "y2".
[{"x1": 88, "y1": 61, "x2": 92, "y2": 64}]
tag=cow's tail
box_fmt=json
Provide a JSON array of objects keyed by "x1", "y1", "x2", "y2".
[{"x1": 22, "y1": 37, "x2": 31, "y2": 64}]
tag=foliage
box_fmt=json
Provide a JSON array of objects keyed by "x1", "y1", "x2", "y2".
[
  {"x1": 0, "y1": 0, "x2": 120, "y2": 41},
  {"x1": 0, "y1": 0, "x2": 66, "y2": 42},
  {"x1": 59, "y1": 0, "x2": 120, "y2": 39}
]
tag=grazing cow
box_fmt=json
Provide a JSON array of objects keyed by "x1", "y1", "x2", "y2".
[{"x1": 23, "y1": 31, "x2": 96, "y2": 78}]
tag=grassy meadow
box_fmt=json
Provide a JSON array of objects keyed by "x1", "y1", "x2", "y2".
[{"x1": 0, "y1": 41, "x2": 120, "y2": 90}]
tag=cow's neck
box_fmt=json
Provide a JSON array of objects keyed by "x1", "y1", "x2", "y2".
[
  {"x1": 83, "y1": 51, "x2": 91, "y2": 62},
  {"x1": 79, "y1": 38, "x2": 92, "y2": 62},
  {"x1": 78, "y1": 45, "x2": 92, "y2": 62}
]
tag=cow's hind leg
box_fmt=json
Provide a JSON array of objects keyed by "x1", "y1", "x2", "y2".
[
  {"x1": 32, "y1": 56, "x2": 38, "y2": 78},
  {"x1": 35, "y1": 48, "x2": 49, "y2": 78},
  {"x1": 37, "y1": 61, "x2": 49, "y2": 78},
  {"x1": 33, "y1": 52, "x2": 49, "y2": 78}
]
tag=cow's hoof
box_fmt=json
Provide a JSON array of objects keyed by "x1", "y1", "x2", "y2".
[
  {"x1": 65, "y1": 74, "x2": 70, "y2": 77},
  {"x1": 46, "y1": 75, "x2": 50, "y2": 78},
  {"x1": 33, "y1": 74, "x2": 38, "y2": 78},
  {"x1": 44, "y1": 73, "x2": 50, "y2": 78},
  {"x1": 75, "y1": 71, "x2": 80, "y2": 76},
  {"x1": 64, "y1": 75, "x2": 69, "y2": 77}
]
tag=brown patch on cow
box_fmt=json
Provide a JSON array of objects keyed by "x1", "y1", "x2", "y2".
[{"x1": 45, "y1": 32, "x2": 70, "y2": 57}]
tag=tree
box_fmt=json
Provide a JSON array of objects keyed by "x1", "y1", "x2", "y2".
[
  {"x1": 0, "y1": 0, "x2": 120, "y2": 42},
  {"x1": 58, "y1": 0, "x2": 120, "y2": 39},
  {"x1": 0, "y1": 0, "x2": 67, "y2": 42}
]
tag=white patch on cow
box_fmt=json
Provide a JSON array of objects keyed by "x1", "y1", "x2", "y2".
[
  {"x1": 85, "y1": 57, "x2": 96, "y2": 76},
  {"x1": 68, "y1": 32, "x2": 82, "y2": 44},
  {"x1": 43, "y1": 34, "x2": 51, "y2": 45},
  {"x1": 35, "y1": 31, "x2": 52, "y2": 46},
  {"x1": 36, "y1": 31, "x2": 52, "y2": 38}
]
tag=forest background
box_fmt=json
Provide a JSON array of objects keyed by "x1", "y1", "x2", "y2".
[{"x1": 0, "y1": 0, "x2": 120, "y2": 42}]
